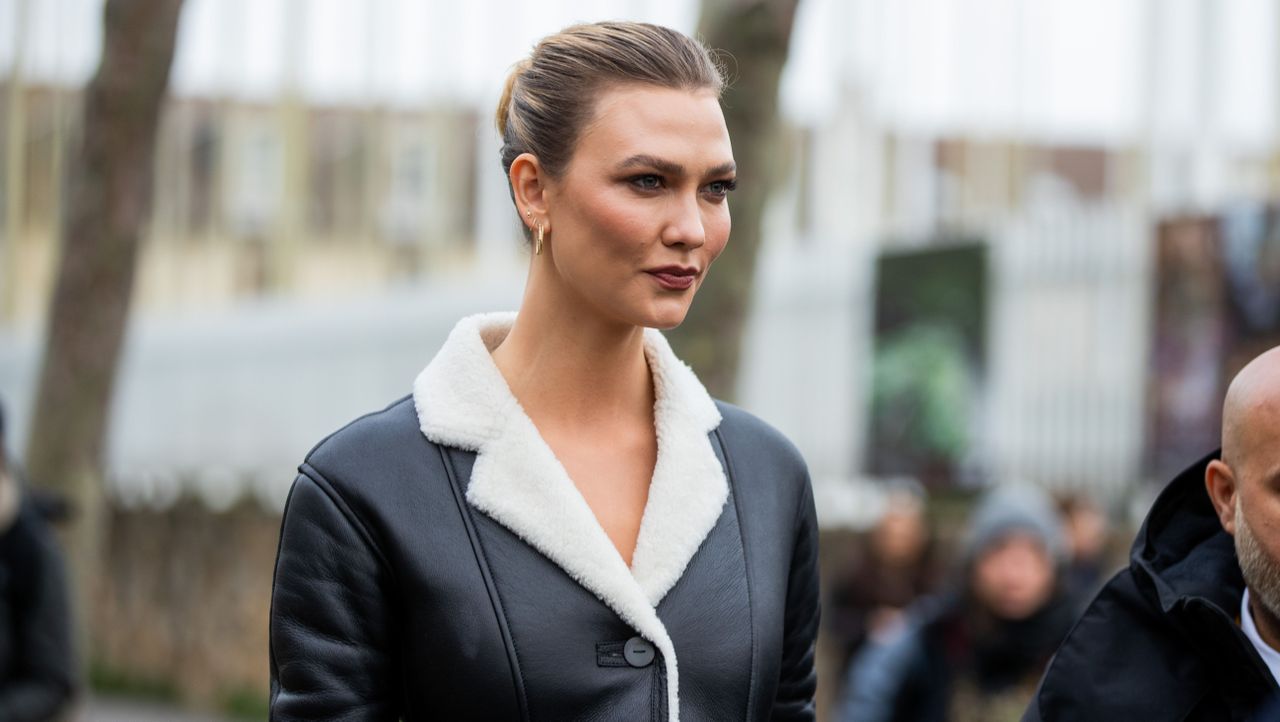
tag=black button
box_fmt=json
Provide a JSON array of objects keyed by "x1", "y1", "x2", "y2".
[{"x1": 623, "y1": 636, "x2": 655, "y2": 668}]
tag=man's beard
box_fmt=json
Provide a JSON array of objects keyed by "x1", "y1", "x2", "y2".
[{"x1": 1235, "y1": 497, "x2": 1280, "y2": 620}]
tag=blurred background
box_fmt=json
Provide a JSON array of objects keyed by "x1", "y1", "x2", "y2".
[{"x1": 1, "y1": 0, "x2": 1279, "y2": 720}]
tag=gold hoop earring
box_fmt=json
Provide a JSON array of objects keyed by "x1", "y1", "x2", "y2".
[{"x1": 535, "y1": 223, "x2": 545, "y2": 255}]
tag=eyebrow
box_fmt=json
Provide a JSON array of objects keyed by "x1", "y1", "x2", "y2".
[{"x1": 617, "y1": 154, "x2": 736, "y2": 178}]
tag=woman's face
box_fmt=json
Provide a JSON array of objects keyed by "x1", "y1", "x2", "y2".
[{"x1": 539, "y1": 84, "x2": 735, "y2": 330}]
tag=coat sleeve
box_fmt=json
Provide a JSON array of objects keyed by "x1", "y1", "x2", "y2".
[
  {"x1": 0, "y1": 510, "x2": 76, "y2": 722},
  {"x1": 269, "y1": 468, "x2": 400, "y2": 721},
  {"x1": 773, "y1": 475, "x2": 820, "y2": 721}
]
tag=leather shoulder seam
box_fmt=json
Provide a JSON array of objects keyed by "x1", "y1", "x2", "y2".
[
  {"x1": 295, "y1": 464, "x2": 397, "y2": 580},
  {"x1": 302, "y1": 395, "x2": 415, "y2": 462}
]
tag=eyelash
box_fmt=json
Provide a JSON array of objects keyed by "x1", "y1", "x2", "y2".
[
  {"x1": 630, "y1": 174, "x2": 663, "y2": 191},
  {"x1": 627, "y1": 174, "x2": 738, "y2": 199},
  {"x1": 707, "y1": 179, "x2": 738, "y2": 198}
]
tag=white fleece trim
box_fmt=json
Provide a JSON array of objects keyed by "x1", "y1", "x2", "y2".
[
  {"x1": 630, "y1": 330, "x2": 728, "y2": 606},
  {"x1": 412, "y1": 312, "x2": 727, "y2": 722}
]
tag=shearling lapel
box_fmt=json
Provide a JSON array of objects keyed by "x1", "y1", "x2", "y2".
[
  {"x1": 629, "y1": 330, "x2": 728, "y2": 606},
  {"x1": 412, "y1": 312, "x2": 729, "y2": 722}
]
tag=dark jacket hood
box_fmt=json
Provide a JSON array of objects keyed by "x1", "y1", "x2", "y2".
[
  {"x1": 1126, "y1": 449, "x2": 1276, "y2": 718},
  {"x1": 1129, "y1": 449, "x2": 1245, "y2": 617}
]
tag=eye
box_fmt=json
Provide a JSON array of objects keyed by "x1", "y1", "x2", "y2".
[
  {"x1": 629, "y1": 174, "x2": 663, "y2": 191},
  {"x1": 704, "y1": 178, "x2": 738, "y2": 200}
]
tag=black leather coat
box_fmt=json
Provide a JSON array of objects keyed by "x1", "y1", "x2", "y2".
[{"x1": 269, "y1": 387, "x2": 819, "y2": 721}]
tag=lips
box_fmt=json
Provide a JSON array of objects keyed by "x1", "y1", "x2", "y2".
[{"x1": 646, "y1": 266, "x2": 698, "y2": 291}]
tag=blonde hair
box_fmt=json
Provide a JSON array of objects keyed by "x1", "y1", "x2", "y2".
[{"x1": 496, "y1": 21, "x2": 725, "y2": 217}]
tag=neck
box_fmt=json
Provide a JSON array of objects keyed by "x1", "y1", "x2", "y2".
[
  {"x1": 491, "y1": 271, "x2": 653, "y2": 430},
  {"x1": 1249, "y1": 587, "x2": 1280, "y2": 652}
]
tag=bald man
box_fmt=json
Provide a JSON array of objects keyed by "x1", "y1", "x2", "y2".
[{"x1": 1024, "y1": 347, "x2": 1280, "y2": 721}]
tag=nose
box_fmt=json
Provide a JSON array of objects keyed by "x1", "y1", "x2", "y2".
[{"x1": 661, "y1": 193, "x2": 706, "y2": 249}]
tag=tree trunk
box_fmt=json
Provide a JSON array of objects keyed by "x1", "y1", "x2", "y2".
[
  {"x1": 23, "y1": 0, "x2": 184, "y2": 663},
  {"x1": 668, "y1": 0, "x2": 801, "y2": 400}
]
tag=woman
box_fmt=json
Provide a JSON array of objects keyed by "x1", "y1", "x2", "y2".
[{"x1": 269, "y1": 21, "x2": 819, "y2": 722}]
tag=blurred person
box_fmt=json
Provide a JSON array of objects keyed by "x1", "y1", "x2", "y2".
[
  {"x1": 840, "y1": 485, "x2": 1076, "y2": 722},
  {"x1": 268, "y1": 21, "x2": 818, "y2": 722},
  {"x1": 827, "y1": 481, "x2": 939, "y2": 680},
  {"x1": 0, "y1": 401, "x2": 76, "y2": 721},
  {"x1": 1056, "y1": 494, "x2": 1112, "y2": 603},
  {"x1": 1025, "y1": 346, "x2": 1280, "y2": 720}
]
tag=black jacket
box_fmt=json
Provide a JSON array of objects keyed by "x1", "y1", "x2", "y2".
[
  {"x1": 0, "y1": 498, "x2": 75, "y2": 722},
  {"x1": 1025, "y1": 452, "x2": 1280, "y2": 721},
  {"x1": 269, "y1": 312, "x2": 819, "y2": 721}
]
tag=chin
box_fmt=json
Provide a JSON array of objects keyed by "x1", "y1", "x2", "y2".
[
  {"x1": 605, "y1": 293, "x2": 695, "y2": 331},
  {"x1": 643, "y1": 303, "x2": 693, "y2": 330}
]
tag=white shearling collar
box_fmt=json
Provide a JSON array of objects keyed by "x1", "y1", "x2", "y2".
[{"x1": 412, "y1": 311, "x2": 727, "y2": 722}]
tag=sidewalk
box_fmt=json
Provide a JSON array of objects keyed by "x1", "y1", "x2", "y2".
[{"x1": 82, "y1": 695, "x2": 235, "y2": 722}]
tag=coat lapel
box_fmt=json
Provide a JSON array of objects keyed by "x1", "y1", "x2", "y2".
[
  {"x1": 630, "y1": 329, "x2": 728, "y2": 606},
  {"x1": 412, "y1": 312, "x2": 728, "y2": 722}
]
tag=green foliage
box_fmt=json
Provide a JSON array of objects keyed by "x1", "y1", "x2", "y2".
[
  {"x1": 871, "y1": 324, "x2": 975, "y2": 461},
  {"x1": 91, "y1": 659, "x2": 270, "y2": 720},
  {"x1": 220, "y1": 684, "x2": 270, "y2": 720},
  {"x1": 874, "y1": 243, "x2": 987, "y2": 355},
  {"x1": 89, "y1": 659, "x2": 180, "y2": 703}
]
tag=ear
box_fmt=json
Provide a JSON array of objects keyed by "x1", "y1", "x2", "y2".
[
  {"x1": 1206, "y1": 459, "x2": 1240, "y2": 536},
  {"x1": 509, "y1": 152, "x2": 553, "y2": 232}
]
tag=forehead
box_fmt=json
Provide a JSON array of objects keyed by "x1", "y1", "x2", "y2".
[
  {"x1": 980, "y1": 531, "x2": 1051, "y2": 559},
  {"x1": 1239, "y1": 398, "x2": 1280, "y2": 481},
  {"x1": 572, "y1": 84, "x2": 732, "y2": 169}
]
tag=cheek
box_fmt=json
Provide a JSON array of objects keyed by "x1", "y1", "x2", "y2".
[
  {"x1": 1255, "y1": 512, "x2": 1280, "y2": 557},
  {"x1": 572, "y1": 194, "x2": 653, "y2": 260},
  {"x1": 974, "y1": 558, "x2": 1004, "y2": 593},
  {"x1": 704, "y1": 209, "x2": 731, "y2": 261},
  {"x1": 1242, "y1": 492, "x2": 1280, "y2": 546}
]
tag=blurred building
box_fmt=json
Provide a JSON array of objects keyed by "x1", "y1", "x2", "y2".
[
  {"x1": 3, "y1": 86, "x2": 478, "y2": 321},
  {"x1": 1, "y1": 0, "x2": 1278, "y2": 518}
]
